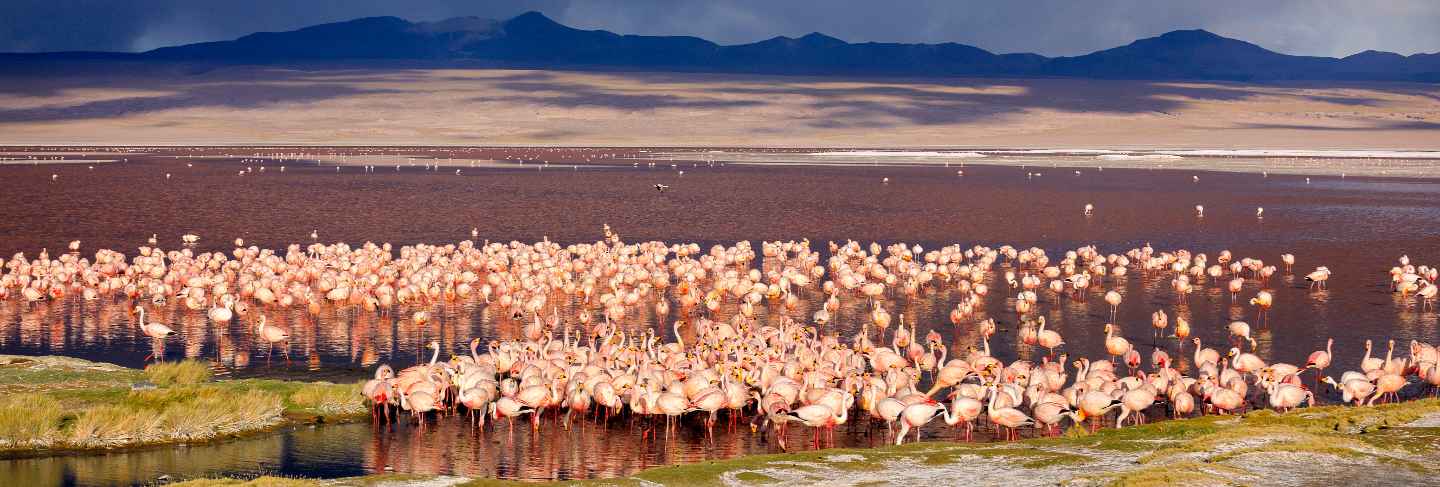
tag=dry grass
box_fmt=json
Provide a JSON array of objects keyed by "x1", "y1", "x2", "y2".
[
  {"x1": 0, "y1": 393, "x2": 62, "y2": 448},
  {"x1": 144, "y1": 360, "x2": 214, "y2": 386},
  {"x1": 66, "y1": 386, "x2": 284, "y2": 447}
]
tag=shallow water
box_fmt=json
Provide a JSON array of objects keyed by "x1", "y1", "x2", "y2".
[{"x1": 3, "y1": 146, "x2": 1440, "y2": 485}]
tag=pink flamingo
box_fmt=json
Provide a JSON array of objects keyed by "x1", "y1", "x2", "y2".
[
  {"x1": 134, "y1": 306, "x2": 175, "y2": 361},
  {"x1": 257, "y1": 315, "x2": 291, "y2": 363}
]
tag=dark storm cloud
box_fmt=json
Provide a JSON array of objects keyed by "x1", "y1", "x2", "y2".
[{"x1": 3, "y1": 0, "x2": 1438, "y2": 56}]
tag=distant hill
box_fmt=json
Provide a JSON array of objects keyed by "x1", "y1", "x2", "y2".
[{"x1": 6, "y1": 11, "x2": 1438, "y2": 82}]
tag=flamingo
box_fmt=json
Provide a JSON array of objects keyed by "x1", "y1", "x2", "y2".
[
  {"x1": 1228, "y1": 321, "x2": 1257, "y2": 350},
  {"x1": 1360, "y1": 340, "x2": 1383, "y2": 374},
  {"x1": 1103, "y1": 323, "x2": 1130, "y2": 363},
  {"x1": 894, "y1": 401, "x2": 946, "y2": 445},
  {"x1": 787, "y1": 401, "x2": 848, "y2": 448},
  {"x1": 256, "y1": 315, "x2": 291, "y2": 363},
  {"x1": 1305, "y1": 338, "x2": 1333, "y2": 389},
  {"x1": 134, "y1": 306, "x2": 175, "y2": 361},
  {"x1": 987, "y1": 385, "x2": 1036, "y2": 440},
  {"x1": 1036, "y1": 317, "x2": 1063, "y2": 356},
  {"x1": 1304, "y1": 267, "x2": 1331, "y2": 290},
  {"x1": 945, "y1": 392, "x2": 984, "y2": 441},
  {"x1": 1249, "y1": 291, "x2": 1273, "y2": 324},
  {"x1": 363, "y1": 365, "x2": 396, "y2": 421},
  {"x1": 1104, "y1": 291, "x2": 1121, "y2": 320}
]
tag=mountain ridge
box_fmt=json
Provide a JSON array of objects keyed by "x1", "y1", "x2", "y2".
[{"x1": 6, "y1": 11, "x2": 1438, "y2": 82}]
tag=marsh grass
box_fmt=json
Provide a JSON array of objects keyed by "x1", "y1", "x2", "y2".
[
  {"x1": 0, "y1": 393, "x2": 62, "y2": 447},
  {"x1": 67, "y1": 386, "x2": 284, "y2": 447},
  {"x1": 144, "y1": 360, "x2": 214, "y2": 386},
  {"x1": 0, "y1": 357, "x2": 363, "y2": 453}
]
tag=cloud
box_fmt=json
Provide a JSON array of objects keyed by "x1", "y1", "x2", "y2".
[{"x1": 1, "y1": 0, "x2": 1437, "y2": 57}]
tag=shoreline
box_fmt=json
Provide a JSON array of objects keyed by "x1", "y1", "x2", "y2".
[{"x1": 6, "y1": 145, "x2": 1440, "y2": 179}]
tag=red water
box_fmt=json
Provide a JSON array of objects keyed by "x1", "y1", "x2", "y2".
[{"x1": 2, "y1": 146, "x2": 1439, "y2": 485}]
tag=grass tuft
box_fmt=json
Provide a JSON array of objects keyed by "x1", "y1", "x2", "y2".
[{"x1": 0, "y1": 393, "x2": 62, "y2": 447}]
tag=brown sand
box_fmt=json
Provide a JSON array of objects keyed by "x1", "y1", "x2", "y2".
[{"x1": 0, "y1": 67, "x2": 1437, "y2": 148}]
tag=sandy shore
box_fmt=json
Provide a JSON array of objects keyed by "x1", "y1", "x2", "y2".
[{"x1": 0, "y1": 67, "x2": 1437, "y2": 148}]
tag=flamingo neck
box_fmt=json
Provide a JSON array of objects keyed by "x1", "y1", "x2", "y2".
[{"x1": 429, "y1": 346, "x2": 440, "y2": 366}]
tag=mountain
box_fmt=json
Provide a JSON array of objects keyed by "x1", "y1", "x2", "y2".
[
  {"x1": 6, "y1": 11, "x2": 1438, "y2": 82},
  {"x1": 147, "y1": 16, "x2": 499, "y2": 60},
  {"x1": 1045, "y1": 29, "x2": 1331, "y2": 80}
]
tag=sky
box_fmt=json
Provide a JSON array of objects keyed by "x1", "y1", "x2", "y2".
[{"x1": 3, "y1": 0, "x2": 1438, "y2": 57}]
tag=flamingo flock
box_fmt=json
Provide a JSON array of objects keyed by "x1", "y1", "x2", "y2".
[
  {"x1": 358, "y1": 294, "x2": 1440, "y2": 449},
  {"x1": 4, "y1": 230, "x2": 1440, "y2": 449}
]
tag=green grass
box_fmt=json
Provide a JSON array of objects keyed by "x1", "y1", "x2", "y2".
[
  {"x1": 731, "y1": 472, "x2": 779, "y2": 484},
  {"x1": 0, "y1": 357, "x2": 368, "y2": 454}
]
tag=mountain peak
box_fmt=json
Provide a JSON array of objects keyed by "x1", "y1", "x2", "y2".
[
  {"x1": 798, "y1": 32, "x2": 846, "y2": 46},
  {"x1": 508, "y1": 11, "x2": 561, "y2": 27},
  {"x1": 1156, "y1": 29, "x2": 1226, "y2": 42}
]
